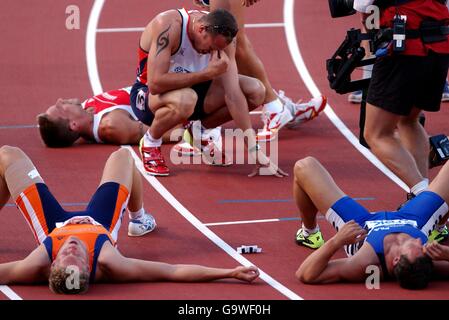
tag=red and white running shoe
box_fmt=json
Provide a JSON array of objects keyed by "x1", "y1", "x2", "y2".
[
  {"x1": 139, "y1": 139, "x2": 170, "y2": 176},
  {"x1": 257, "y1": 103, "x2": 294, "y2": 142},
  {"x1": 282, "y1": 93, "x2": 327, "y2": 129},
  {"x1": 200, "y1": 127, "x2": 232, "y2": 166}
]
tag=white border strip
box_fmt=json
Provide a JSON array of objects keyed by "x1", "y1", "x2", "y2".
[
  {"x1": 205, "y1": 218, "x2": 281, "y2": 227},
  {"x1": 86, "y1": 0, "x2": 105, "y2": 95},
  {"x1": 123, "y1": 146, "x2": 302, "y2": 300},
  {"x1": 0, "y1": 286, "x2": 22, "y2": 300},
  {"x1": 96, "y1": 23, "x2": 284, "y2": 33},
  {"x1": 87, "y1": 0, "x2": 301, "y2": 300},
  {"x1": 283, "y1": 0, "x2": 408, "y2": 191}
]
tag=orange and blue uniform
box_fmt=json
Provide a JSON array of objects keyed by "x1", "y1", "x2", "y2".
[{"x1": 15, "y1": 182, "x2": 129, "y2": 281}]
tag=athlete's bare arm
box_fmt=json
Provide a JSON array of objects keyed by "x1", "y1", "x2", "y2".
[
  {"x1": 295, "y1": 221, "x2": 372, "y2": 284},
  {"x1": 99, "y1": 110, "x2": 148, "y2": 145},
  {"x1": 142, "y1": 11, "x2": 227, "y2": 95},
  {"x1": 96, "y1": 242, "x2": 259, "y2": 283},
  {"x1": 0, "y1": 245, "x2": 50, "y2": 285}
]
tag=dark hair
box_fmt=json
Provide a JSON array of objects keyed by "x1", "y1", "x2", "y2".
[
  {"x1": 37, "y1": 113, "x2": 80, "y2": 148},
  {"x1": 393, "y1": 255, "x2": 433, "y2": 290},
  {"x1": 200, "y1": 8, "x2": 239, "y2": 42}
]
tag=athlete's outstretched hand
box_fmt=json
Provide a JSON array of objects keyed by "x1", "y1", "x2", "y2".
[
  {"x1": 248, "y1": 151, "x2": 288, "y2": 178},
  {"x1": 231, "y1": 266, "x2": 260, "y2": 283}
]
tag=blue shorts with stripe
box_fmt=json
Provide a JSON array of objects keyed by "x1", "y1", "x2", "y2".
[{"x1": 325, "y1": 191, "x2": 448, "y2": 255}]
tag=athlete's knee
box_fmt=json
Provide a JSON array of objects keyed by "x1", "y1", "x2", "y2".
[
  {"x1": 109, "y1": 148, "x2": 133, "y2": 167},
  {"x1": 246, "y1": 79, "x2": 266, "y2": 108},
  {"x1": 174, "y1": 88, "x2": 197, "y2": 118},
  {"x1": 0, "y1": 146, "x2": 27, "y2": 171},
  {"x1": 294, "y1": 157, "x2": 319, "y2": 179}
]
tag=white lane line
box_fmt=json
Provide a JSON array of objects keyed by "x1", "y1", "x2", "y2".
[
  {"x1": 0, "y1": 286, "x2": 22, "y2": 300},
  {"x1": 283, "y1": 0, "x2": 408, "y2": 192},
  {"x1": 96, "y1": 23, "x2": 284, "y2": 33},
  {"x1": 205, "y1": 218, "x2": 282, "y2": 227},
  {"x1": 87, "y1": 0, "x2": 301, "y2": 300},
  {"x1": 86, "y1": 0, "x2": 105, "y2": 95},
  {"x1": 123, "y1": 146, "x2": 303, "y2": 300}
]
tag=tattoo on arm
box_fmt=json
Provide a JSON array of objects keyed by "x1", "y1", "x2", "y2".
[{"x1": 156, "y1": 25, "x2": 171, "y2": 56}]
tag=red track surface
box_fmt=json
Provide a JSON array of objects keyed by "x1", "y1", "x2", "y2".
[{"x1": 1, "y1": 0, "x2": 448, "y2": 300}]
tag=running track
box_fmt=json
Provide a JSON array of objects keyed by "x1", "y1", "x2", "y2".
[{"x1": 0, "y1": 0, "x2": 448, "y2": 300}]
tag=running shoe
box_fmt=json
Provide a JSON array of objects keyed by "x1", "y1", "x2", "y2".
[
  {"x1": 172, "y1": 123, "x2": 231, "y2": 166},
  {"x1": 442, "y1": 80, "x2": 449, "y2": 102},
  {"x1": 128, "y1": 212, "x2": 157, "y2": 237},
  {"x1": 428, "y1": 225, "x2": 449, "y2": 243},
  {"x1": 295, "y1": 228, "x2": 324, "y2": 249},
  {"x1": 139, "y1": 138, "x2": 170, "y2": 176},
  {"x1": 286, "y1": 95, "x2": 327, "y2": 129},
  {"x1": 257, "y1": 95, "x2": 294, "y2": 142},
  {"x1": 348, "y1": 90, "x2": 363, "y2": 104},
  {"x1": 171, "y1": 125, "x2": 201, "y2": 156},
  {"x1": 200, "y1": 127, "x2": 232, "y2": 166}
]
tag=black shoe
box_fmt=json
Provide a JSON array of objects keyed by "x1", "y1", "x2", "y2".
[{"x1": 397, "y1": 192, "x2": 416, "y2": 211}]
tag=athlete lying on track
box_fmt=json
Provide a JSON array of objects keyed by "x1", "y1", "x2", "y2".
[{"x1": 0, "y1": 146, "x2": 259, "y2": 294}]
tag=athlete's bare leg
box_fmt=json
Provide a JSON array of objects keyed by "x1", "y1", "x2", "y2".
[
  {"x1": 293, "y1": 157, "x2": 346, "y2": 230},
  {"x1": 147, "y1": 88, "x2": 198, "y2": 139},
  {"x1": 0, "y1": 146, "x2": 44, "y2": 210},
  {"x1": 211, "y1": 0, "x2": 277, "y2": 104},
  {"x1": 99, "y1": 148, "x2": 142, "y2": 212},
  {"x1": 201, "y1": 75, "x2": 265, "y2": 128}
]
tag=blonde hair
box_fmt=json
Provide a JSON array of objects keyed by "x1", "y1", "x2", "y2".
[{"x1": 49, "y1": 265, "x2": 90, "y2": 294}]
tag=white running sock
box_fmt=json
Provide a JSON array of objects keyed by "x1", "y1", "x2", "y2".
[
  {"x1": 411, "y1": 178, "x2": 429, "y2": 195},
  {"x1": 144, "y1": 131, "x2": 162, "y2": 147},
  {"x1": 129, "y1": 207, "x2": 145, "y2": 220},
  {"x1": 302, "y1": 224, "x2": 320, "y2": 237},
  {"x1": 264, "y1": 98, "x2": 284, "y2": 113}
]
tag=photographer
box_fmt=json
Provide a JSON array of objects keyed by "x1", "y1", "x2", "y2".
[{"x1": 353, "y1": 1, "x2": 449, "y2": 211}]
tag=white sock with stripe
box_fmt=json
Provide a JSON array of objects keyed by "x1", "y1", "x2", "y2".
[{"x1": 129, "y1": 207, "x2": 145, "y2": 221}]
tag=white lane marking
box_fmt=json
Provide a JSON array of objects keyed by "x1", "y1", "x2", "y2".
[
  {"x1": 86, "y1": 0, "x2": 105, "y2": 95},
  {"x1": 87, "y1": 0, "x2": 302, "y2": 300},
  {"x1": 283, "y1": 0, "x2": 408, "y2": 192},
  {"x1": 205, "y1": 218, "x2": 282, "y2": 227},
  {"x1": 0, "y1": 286, "x2": 22, "y2": 300},
  {"x1": 123, "y1": 146, "x2": 303, "y2": 300},
  {"x1": 96, "y1": 23, "x2": 284, "y2": 33}
]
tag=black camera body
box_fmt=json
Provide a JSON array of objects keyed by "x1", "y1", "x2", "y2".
[
  {"x1": 328, "y1": 0, "x2": 356, "y2": 18},
  {"x1": 430, "y1": 135, "x2": 449, "y2": 168}
]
